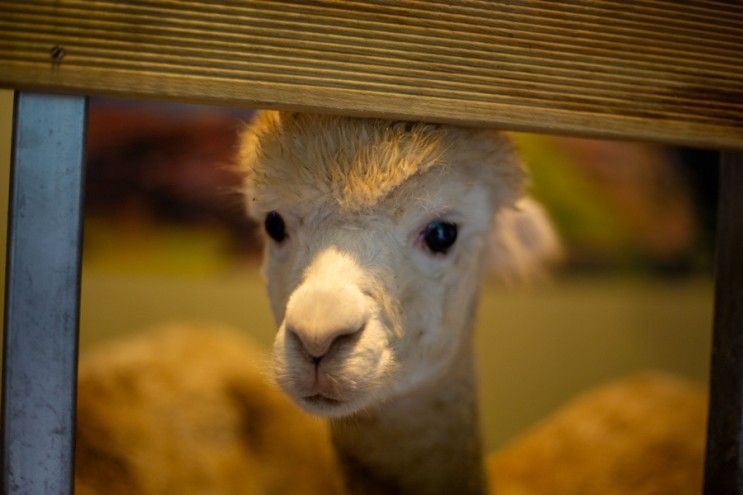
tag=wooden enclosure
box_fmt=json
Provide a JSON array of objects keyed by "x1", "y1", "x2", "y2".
[{"x1": 1, "y1": 1, "x2": 742, "y2": 494}]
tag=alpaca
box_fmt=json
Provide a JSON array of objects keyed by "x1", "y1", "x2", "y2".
[
  {"x1": 73, "y1": 111, "x2": 706, "y2": 494},
  {"x1": 238, "y1": 111, "x2": 534, "y2": 493},
  {"x1": 489, "y1": 372, "x2": 707, "y2": 495}
]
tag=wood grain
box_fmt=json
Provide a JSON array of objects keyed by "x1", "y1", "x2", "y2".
[{"x1": 0, "y1": 0, "x2": 742, "y2": 148}]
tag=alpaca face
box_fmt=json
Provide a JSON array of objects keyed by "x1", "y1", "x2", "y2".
[
  {"x1": 239, "y1": 112, "x2": 524, "y2": 418},
  {"x1": 263, "y1": 172, "x2": 494, "y2": 417}
]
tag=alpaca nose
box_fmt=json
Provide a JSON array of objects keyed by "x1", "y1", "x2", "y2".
[
  {"x1": 287, "y1": 323, "x2": 362, "y2": 360},
  {"x1": 284, "y1": 285, "x2": 368, "y2": 360}
]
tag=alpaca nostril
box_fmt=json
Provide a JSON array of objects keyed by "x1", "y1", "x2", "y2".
[
  {"x1": 286, "y1": 322, "x2": 365, "y2": 361},
  {"x1": 328, "y1": 323, "x2": 364, "y2": 350},
  {"x1": 285, "y1": 327, "x2": 313, "y2": 360}
]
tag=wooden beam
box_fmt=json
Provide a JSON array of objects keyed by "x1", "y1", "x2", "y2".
[
  {"x1": 0, "y1": 0, "x2": 741, "y2": 149},
  {"x1": 704, "y1": 151, "x2": 743, "y2": 494}
]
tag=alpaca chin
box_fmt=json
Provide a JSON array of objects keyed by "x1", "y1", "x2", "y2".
[
  {"x1": 275, "y1": 363, "x2": 383, "y2": 418},
  {"x1": 273, "y1": 352, "x2": 393, "y2": 418},
  {"x1": 297, "y1": 394, "x2": 368, "y2": 418}
]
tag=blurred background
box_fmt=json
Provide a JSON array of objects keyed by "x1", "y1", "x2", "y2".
[{"x1": 0, "y1": 91, "x2": 716, "y2": 452}]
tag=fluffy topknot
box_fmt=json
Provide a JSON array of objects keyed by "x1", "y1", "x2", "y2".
[{"x1": 238, "y1": 111, "x2": 525, "y2": 214}]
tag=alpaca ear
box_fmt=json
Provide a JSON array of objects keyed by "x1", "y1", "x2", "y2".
[{"x1": 487, "y1": 197, "x2": 563, "y2": 284}]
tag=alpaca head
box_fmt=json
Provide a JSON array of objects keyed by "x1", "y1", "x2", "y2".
[{"x1": 239, "y1": 112, "x2": 551, "y2": 418}]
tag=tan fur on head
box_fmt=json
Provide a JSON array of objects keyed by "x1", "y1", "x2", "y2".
[{"x1": 239, "y1": 111, "x2": 525, "y2": 215}]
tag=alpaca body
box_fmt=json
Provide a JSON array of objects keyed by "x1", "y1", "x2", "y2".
[
  {"x1": 490, "y1": 372, "x2": 707, "y2": 495},
  {"x1": 74, "y1": 324, "x2": 344, "y2": 495}
]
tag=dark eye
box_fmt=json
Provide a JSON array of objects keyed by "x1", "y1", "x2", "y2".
[
  {"x1": 264, "y1": 211, "x2": 287, "y2": 243},
  {"x1": 422, "y1": 221, "x2": 458, "y2": 254}
]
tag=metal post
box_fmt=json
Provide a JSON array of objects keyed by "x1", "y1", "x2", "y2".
[
  {"x1": 704, "y1": 151, "x2": 743, "y2": 494},
  {"x1": 2, "y1": 93, "x2": 87, "y2": 494}
]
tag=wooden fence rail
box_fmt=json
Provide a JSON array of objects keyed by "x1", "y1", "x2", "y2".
[{"x1": 1, "y1": 1, "x2": 742, "y2": 148}]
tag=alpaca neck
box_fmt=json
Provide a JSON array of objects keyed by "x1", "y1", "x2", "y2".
[{"x1": 330, "y1": 343, "x2": 484, "y2": 494}]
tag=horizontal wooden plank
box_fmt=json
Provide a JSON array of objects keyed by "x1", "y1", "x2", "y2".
[{"x1": 0, "y1": 0, "x2": 742, "y2": 148}]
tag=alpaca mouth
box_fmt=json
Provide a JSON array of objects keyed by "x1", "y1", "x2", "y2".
[{"x1": 303, "y1": 394, "x2": 343, "y2": 406}]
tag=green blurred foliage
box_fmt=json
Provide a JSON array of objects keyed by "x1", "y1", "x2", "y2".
[{"x1": 513, "y1": 134, "x2": 634, "y2": 264}]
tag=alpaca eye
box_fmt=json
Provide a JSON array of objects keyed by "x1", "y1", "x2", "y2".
[
  {"x1": 264, "y1": 211, "x2": 287, "y2": 243},
  {"x1": 422, "y1": 221, "x2": 458, "y2": 254}
]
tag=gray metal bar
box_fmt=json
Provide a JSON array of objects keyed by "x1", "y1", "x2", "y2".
[
  {"x1": 2, "y1": 93, "x2": 87, "y2": 494},
  {"x1": 704, "y1": 151, "x2": 743, "y2": 495}
]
